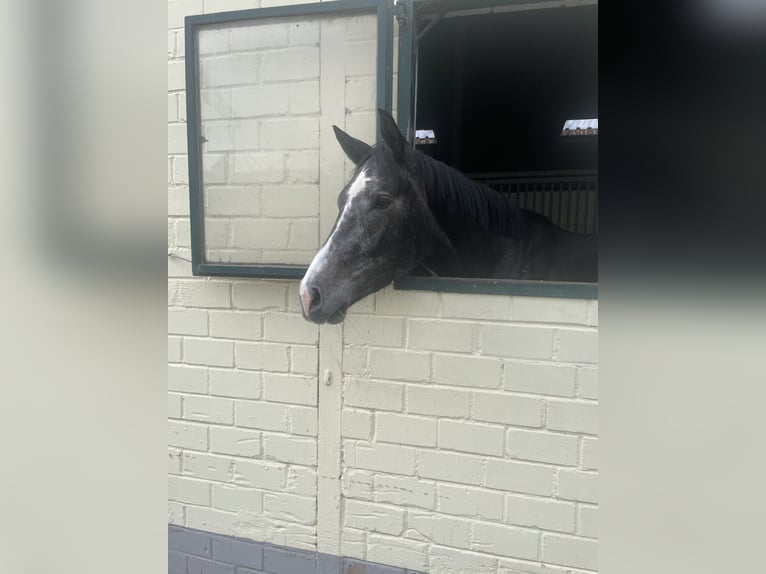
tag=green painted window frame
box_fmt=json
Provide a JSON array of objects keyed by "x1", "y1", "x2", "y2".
[
  {"x1": 393, "y1": 0, "x2": 597, "y2": 299},
  {"x1": 185, "y1": 0, "x2": 394, "y2": 279}
]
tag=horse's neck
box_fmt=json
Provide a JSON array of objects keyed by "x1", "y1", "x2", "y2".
[{"x1": 414, "y1": 151, "x2": 532, "y2": 242}]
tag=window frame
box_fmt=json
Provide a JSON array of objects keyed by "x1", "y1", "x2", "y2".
[
  {"x1": 393, "y1": 0, "x2": 598, "y2": 299},
  {"x1": 184, "y1": 0, "x2": 394, "y2": 279}
]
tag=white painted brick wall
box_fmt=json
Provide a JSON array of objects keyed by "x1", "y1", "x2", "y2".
[{"x1": 169, "y1": 2, "x2": 598, "y2": 572}]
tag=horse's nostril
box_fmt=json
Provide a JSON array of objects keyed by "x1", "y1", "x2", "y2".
[{"x1": 309, "y1": 287, "x2": 322, "y2": 311}]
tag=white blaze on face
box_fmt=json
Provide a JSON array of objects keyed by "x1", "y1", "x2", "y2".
[{"x1": 299, "y1": 168, "x2": 371, "y2": 314}]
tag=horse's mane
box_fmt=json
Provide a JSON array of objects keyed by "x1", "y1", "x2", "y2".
[{"x1": 413, "y1": 151, "x2": 532, "y2": 239}]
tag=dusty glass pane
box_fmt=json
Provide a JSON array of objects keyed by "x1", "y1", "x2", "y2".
[{"x1": 197, "y1": 12, "x2": 378, "y2": 265}]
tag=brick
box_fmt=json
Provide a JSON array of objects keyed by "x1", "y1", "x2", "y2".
[
  {"x1": 232, "y1": 219, "x2": 290, "y2": 250},
  {"x1": 182, "y1": 452, "x2": 232, "y2": 482},
  {"x1": 430, "y1": 546, "x2": 498, "y2": 574},
  {"x1": 168, "y1": 337, "x2": 182, "y2": 363},
  {"x1": 345, "y1": 76, "x2": 376, "y2": 111},
  {"x1": 211, "y1": 536, "x2": 264, "y2": 570},
  {"x1": 200, "y1": 54, "x2": 259, "y2": 88},
  {"x1": 169, "y1": 280, "x2": 230, "y2": 308},
  {"x1": 485, "y1": 459, "x2": 556, "y2": 496},
  {"x1": 200, "y1": 88, "x2": 232, "y2": 120},
  {"x1": 185, "y1": 338, "x2": 234, "y2": 368},
  {"x1": 233, "y1": 459, "x2": 286, "y2": 490},
  {"x1": 505, "y1": 493, "x2": 576, "y2": 533},
  {"x1": 344, "y1": 40, "x2": 377, "y2": 76},
  {"x1": 260, "y1": 118, "x2": 319, "y2": 150},
  {"x1": 206, "y1": 188, "x2": 261, "y2": 217},
  {"x1": 344, "y1": 500, "x2": 404, "y2": 535},
  {"x1": 480, "y1": 324, "x2": 554, "y2": 360},
  {"x1": 557, "y1": 470, "x2": 598, "y2": 503},
  {"x1": 288, "y1": 406, "x2": 317, "y2": 436},
  {"x1": 505, "y1": 361, "x2": 576, "y2": 397},
  {"x1": 506, "y1": 429, "x2": 579, "y2": 466},
  {"x1": 578, "y1": 366, "x2": 598, "y2": 399},
  {"x1": 286, "y1": 151, "x2": 319, "y2": 184},
  {"x1": 236, "y1": 400, "x2": 288, "y2": 432},
  {"x1": 577, "y1": 504, "x2": 598, "y2": 538},
  {"x1": 437, "y1": 484, "x2": 503, "y2": 521},
  {"x1": 263, "y1": 373, "x2": 317, "y2": 406},
  {"x1": 286, "y1": 466, "x2": 316, "y2": 496},
  {"x1": 287, "y1": 81, "x2": 319, "y2": 113},
  {"x1": 211, "y1": 483, "x2": 262, "y2": 513},
  {"x1": 232, "y1": 282, "x2": 287, "y2": 310},
  {"x1": 263, "y1": 546, "x2": 315, "y2": 574},
  {"x1": 168, "y1": 187, "x2": 190, "y2": 217},
  {"x1": 230, "y1": 22, "x2": 288, "y2": 50},
  {"x1": 169, "y1": 550, "x2": 185, "y2": 574},
  {"x1": 168, "y1": 393, "x2": 182, "y2": 418},
  {"x1": 168, "y1": 309, "x2": 207, "y2": 336},
  {"x1": 289, "y1": 22, "x2": 319, "y2": 46},
  {"x1": 202, "y1": 154, "x2": 227, "y2": 184},
  {"x1": 172, "y1": 155, "x2": 189, "y2": 184},
  {"x1": 581, "y1": 437, "x2": 599, "y2": 471},
  {"x1": 433, "y1": 354, "x2": 501, "y2": 388},
  {"x1": 263, "y1": 312, "x2": 318, "y2": 344},
  {"x1": 407, "y1": 319, "x2": 473, "y2": 352},
  {"x1": 291, "y1": 346, "x2": 318, "y2": 375},
  {"x1": 169, "y1": 448, "x2": 182, "y2": 474},
  {"x1": 511, "y1": 297, "x2": 589, "y2": 324},
  {"x1": 209, "y1": 368, "x2": 261, "y2": 399},
  {"x1": 340, "y1": 528, "x2": 365, "y2": 558},
  {"x1": 235, "y1": 341, "x2": 289, "y2": 372},
  {"x1": 262, "y1": 185, "x2": 318, "y2": 217},
  {"x1": 187, "y1": 556, "x2": 235, "y2": 574},
  {"x1": 406, "y1": 385, "x2": 470, "y2": 418},
  {"x1": 375, "y1": 288, "x2": 440, "y2": 317},
  {"x1": 183, "y1": 395, "x2": 234, "y2": 424},
  {"x1": 373, "y1": 474, "x2": 435, "y2": 510},
  {"x1": 168, "y1": 476, "x2": 211, "y2": 506},
  {"x1": 441, "y1": 293, "x2": 511, "y2": 320},
  {"x1": 547, "y1": 400, "x2": 598, "y2": 434},
  {"x1": 377, "y1": 413, "x2": 437, "y2": 447},
  {"x1": 473, "y1": 392, "x2": 544, "y2": 427},
  {"x1": 342, "y1": 468, "x2": 373, "y2": 500},
  {"x1": 186, "y1": 506, "x2": 237, "y2": 535},
  {"x1": 368, "y1": 349, "x2": 430, "y2": 382},
  {"x1": 264, "y1": 492, "x2": 316, "y2": 525},
  {"x1": 263, "y1": 434, "x2": 316, "y2": 465},
  {"x1": 354, "y1": 442, "x2": 416, "y2": 476},
  {"x1": 556, "y1": 329, "x2": 598, "y2": 364},
  {"x1": 288, "y1": 219, "x2": 317, "y2": 251},
  {"x1": 407, "y1": 511, "x2": 471, "y2": 548},
  {"x1": 344, "y1": 316, "x2": 404, "y2": 347},
  {"x1": 231, "y1": 85, "x2": 289, "y2": 118},
  {"x1": 169, "y1": 420, "x2": 208, "y2": 450},
  {"x1": 229, "y1": 152, "x2": 285, "y2": 184},
  {"x1": 418, "y1": 450, "x2": 483, "y2": 485},
  {"x1": 210, "y1": 426, "x2": 261, "y2": 457},
  {"x1": 168, "y1": 524, "x2": 211, "y2": 556},
  {"x1": 197, "y1": 27, "x2": 229, "y2": 55},
  {"x1": 471, "y1": 521, "x2": 539, "y2": 560},
  {"x1": 260, "y1": 47, "x2": 319, "y2": 81},
  {"x1": 344, "y1": 378, "x2": 404, "y2": 412},
  {"x1": 164, "y1": 353, "x2": 205, "y2": 399},
  {"x1": 342, "y1": 409, "x2": 373, "y2": 440},
  {"x1": 542, "y1": 533, "x2": 598, "y2": 570},
  {"x1": 209, "y1": 310, "x2": 262, "y2": 340},
  {"x1": 168, "y1": 501, "x2": 183, "y2": 525},
  {"x1": 168, "y1": 61, "x2": 185, "y2": 93},
  {"x1": 438, "y1": 420, "x2": 504, "y2": 456},
  {"x1": 367, "y1": 533, "x2": 428, "y2": 572}
]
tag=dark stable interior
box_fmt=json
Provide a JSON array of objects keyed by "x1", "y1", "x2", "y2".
[{"x1": 414, "y1": 5, "x2": 598, "y2": 174}]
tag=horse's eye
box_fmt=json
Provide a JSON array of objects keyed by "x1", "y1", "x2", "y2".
[{"x1": 372, "y1": 195, "x2": 392, "y2": 210}]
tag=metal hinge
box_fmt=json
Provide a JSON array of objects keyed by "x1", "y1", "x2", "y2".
[{"x1": 392, "y1": 0, "x2": 408, "y2": 27}]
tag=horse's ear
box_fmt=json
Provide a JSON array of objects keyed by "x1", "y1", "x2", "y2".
[
  {"x1": 378, "y1": 108, "x2": 412, "y2": 166},
  {"x1": 333, "y1": 126, "x2": 372, "y2": 165}
]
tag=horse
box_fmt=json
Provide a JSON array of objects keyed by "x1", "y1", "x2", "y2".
[{"x1": 299, "y1": 109, "x2": 597, "y2": 324}]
